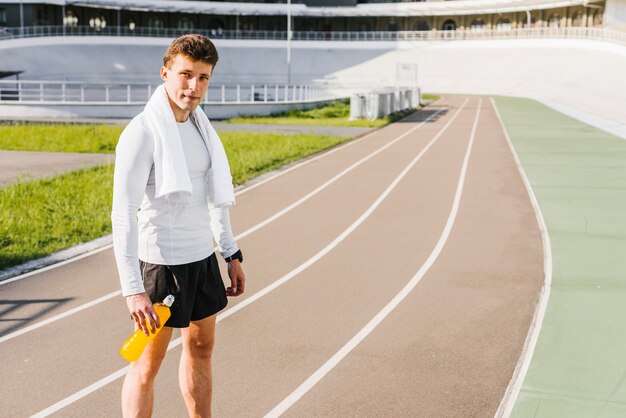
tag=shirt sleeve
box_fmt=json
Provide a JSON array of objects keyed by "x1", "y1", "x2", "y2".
[
  {"x1": 111, "y1": 118, "x2": 154, "y2": 296},
  {"x1": 209, "y1": 202, "x2": 240, "y2": 260}
]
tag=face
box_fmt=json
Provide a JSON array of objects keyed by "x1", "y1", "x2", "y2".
[{"x1": 160, "y1": 54, "x2": 213, "y2": 122}]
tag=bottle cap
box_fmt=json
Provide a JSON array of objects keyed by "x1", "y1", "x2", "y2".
[{"x1": 163, "y1": 295, "x2": 175, "y2": 307}]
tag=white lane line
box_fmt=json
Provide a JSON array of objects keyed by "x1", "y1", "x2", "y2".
[
  {"x1": 0, "y1": 107, "x2": 446, "y2": 344},
  {"x1": 264, "y1": 98, "x2": 483, "y2": 418},
  {"x1": 28, "y1": 99, "x2": 468, "y2": 418},
  {"x1": 491, "y1": 98, "x2": 553, "y2": 418}
]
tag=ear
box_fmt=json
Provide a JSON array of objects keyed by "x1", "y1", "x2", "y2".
[{"x1": 160, "y1": 66, "x2": 168, "y2": 81}]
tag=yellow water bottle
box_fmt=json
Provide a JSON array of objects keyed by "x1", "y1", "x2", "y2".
[{"x1": 120, "y1": 295, "x2": 175, "y2": 362}]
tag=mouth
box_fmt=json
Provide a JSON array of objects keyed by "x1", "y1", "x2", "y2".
[{"x1": 183, "y1": 94, "x2": 200, "y2": 101}]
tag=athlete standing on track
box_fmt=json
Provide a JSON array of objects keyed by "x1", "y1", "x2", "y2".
[{"x1": 111, "y1": 34, "x2": 246, "y2": 417}]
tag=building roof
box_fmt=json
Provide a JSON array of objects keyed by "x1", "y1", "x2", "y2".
[{"x1": 4, "y1": 0, "x2": 606, "y2": 16}]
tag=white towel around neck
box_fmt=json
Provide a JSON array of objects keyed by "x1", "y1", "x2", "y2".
[{"x1": 143, "y1": 84, "x2": 235, "y2": 206}]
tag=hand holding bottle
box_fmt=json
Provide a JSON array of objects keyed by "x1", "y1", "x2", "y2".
[
  {"x1": 120, "y1": 295, "x2": 175, "y2": 362},
  {"x1": 126, "y1": 292, "x2": 160, "y2": 336}
]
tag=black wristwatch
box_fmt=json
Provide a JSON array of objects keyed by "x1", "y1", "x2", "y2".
[{"x1": 224, "y1": 249, "x2": 243, "y2": 263}]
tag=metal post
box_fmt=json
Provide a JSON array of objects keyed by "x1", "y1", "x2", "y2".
[
  {"x1": 127, "y1": 84, "x2": 131, "y2": 103},
  {"x1": 19, "y1": 0, "x2": 24, "y2": 36},
  {"x1": 526, "y1": 10, "x2": 531, "y2": 34},
  {"x1": 264, "y1": 84, "x2": 267, "y2": 102},
  {"x1": 221, "y1": 85, "x2": 225, "y2": 103},
  {"x1": 81, "y1": 85, "x2": 85, "y2": 102},
  {"x1": 39, "y1": 82, "x2": 43, "y2": 102},
  {"x1": 275, "y1": 85, "x2": 279, "y2": 102},
  {"x1": 287, "y1": 0, "x2": 292, "y2": 85},
  {"x1": 117, "y1": 10, "x2": 121, "y2": 36},
  {"x1": 106, "y1": 86, "x2": 110, "y2": 102},
  {"x1": 250, "y1": 85, "x2": 255, "y2": 102},
  {"x1": 236, "y1": 85, "x2": 240, "y2": 103}
]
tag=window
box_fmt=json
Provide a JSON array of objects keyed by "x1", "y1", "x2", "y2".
[
  {"x1": 63, "y1": 11, "x2": 78, "y2": 27},
  {"x1": 177, "y1": 18, "x2": 194, "y2": 30},
  {"x1": 0, "y1": 9, "x2": 7, "y2": 25},
  {"x1": 548, "y1": 14, "x2": 561, "y2": 28},
  {"x1": 593, "y1": 10, "x2": 603, "y2": 26},
  {"x1": 470, "y1": 19, "x2": 485, "y2": 32},
  {"x1": 89, "y1": 15, "x2": 107, "y2": 30},
  {"x1": 571, "y1": 11, "x2": 584, "y2": 27},
  {"x1": 148, "y1": 17, "x2": 165, "y2": 29},
  {"x1": 442, "y1": 19, "x2": 456, "y2": 31},
  {"x1": 414, "y1": 21, "x2": 430, "y2": 31},
  {"x1": 496, "y1": 18, "x2": 512, "y2": 32}
]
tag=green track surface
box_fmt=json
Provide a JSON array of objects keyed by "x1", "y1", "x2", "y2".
[{"x1": 494, "y1": 97, "x2": 626, "y2": 417}]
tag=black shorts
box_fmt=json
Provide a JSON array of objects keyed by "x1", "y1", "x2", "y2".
[{"x1": 139, "y1": 253, "x2": 228, "y2": 328}]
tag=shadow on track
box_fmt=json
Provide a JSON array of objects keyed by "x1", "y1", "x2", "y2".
[{"x1": 0, "y1": 298, "x2": 74, "y2": 337}]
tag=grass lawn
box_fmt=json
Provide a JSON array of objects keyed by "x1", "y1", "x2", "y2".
[
  {"x1": 0, "y1": 164, "x2": 114, "y2": 270},
  {"x1": 0, "y1": 124, "x2": 123, "y2": 153},
  {"x1": 0, "y1": 127, "x2": 350, "y2": 271},
  {"x1": 227, "y1": 99, "x2": 418, "y2": 128}
]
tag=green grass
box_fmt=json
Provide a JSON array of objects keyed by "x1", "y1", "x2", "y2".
[
  {"x1": 227, "y1": 99, "x2": 416, "y2": 128},
  {"x1": 0, "y1": 123, "x2": 123, "y2": 153},
  {"x1": 0, "y1": 128, "x2": 350, "y2": 270},
  {"x1": 422, "y1": 94, "x2": 440, "y2": 101},
  {"x1": 223, "y1": 132, "x2": 349, "y2": 184},
  {"x1": 0, "y1": 164, "x2": 114, "y2": 270}
]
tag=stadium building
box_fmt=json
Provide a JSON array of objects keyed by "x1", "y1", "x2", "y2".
[
  {"x1": 0, "y1": 0, "x2": 612, "y2": 33},
  {"x1": 0, "y1": 0, "x2": 625, "y2": 125}
]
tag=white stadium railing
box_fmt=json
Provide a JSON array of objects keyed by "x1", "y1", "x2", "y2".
[
  {"x1": 0, "y1": 80, "x2": 334, "y2": 104},
  {"x1": 0, "y1": 26, "x2": 625, "y2": 47}
]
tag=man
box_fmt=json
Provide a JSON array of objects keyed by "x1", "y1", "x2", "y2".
[{"x1": 111, "y1": 34, "x2": 245, "y2": 418}]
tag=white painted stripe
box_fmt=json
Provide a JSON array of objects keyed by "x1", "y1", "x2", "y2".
[
  {"x1": 0, "y1": 107, "x2": 445, "y2": 344},
  {"x1": 0, "y1": 290, "x2": 122, "y2": 344},
  {"x1": 490, "y1": 98, "x2": 553, "y2": 418},
  {"x1": 264, "y1": 98, "x2": 482, "y2": 418},
  {"x1": 28, "y1": 99, "x2": 467, "y2": 418}
]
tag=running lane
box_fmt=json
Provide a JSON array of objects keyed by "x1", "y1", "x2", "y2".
[{"x1": 268, "y1": 98, "x2": 545, "y2": 417}]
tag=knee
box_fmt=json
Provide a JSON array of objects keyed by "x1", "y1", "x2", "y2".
[
  {"x1": 129, "y1": 360, "x2": 161, "y2": 386},
  {"x1": 185, "y1": 336, "x2": 215, "y2": 360}
]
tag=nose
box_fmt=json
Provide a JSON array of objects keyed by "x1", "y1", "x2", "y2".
[{"x1": 188, "y1": 77, "x2": 198, "y2": 91}]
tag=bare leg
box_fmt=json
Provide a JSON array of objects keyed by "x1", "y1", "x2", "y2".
[
  {"x1": 179, "y1": 315, "x2": 217, "y2": 418},
  {"x1": 121, "y1": 327, "x2": 174, "y2": 418}
]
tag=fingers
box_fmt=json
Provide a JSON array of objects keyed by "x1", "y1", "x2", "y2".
[
  {"x1": 226, "y1": 262, "x2": 246, "y2": 297},
  {"x1": 126, "y1": 293, "x2": 158, "y2": 336}
]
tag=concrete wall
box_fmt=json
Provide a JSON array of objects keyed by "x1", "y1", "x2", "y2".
[
  {"x1": 1, "y1": 35, "x2": 625, "y2": 132},
  {"x1": 605, "y1": 0, "x2": 626, "y2": 31},
  {"x1": 328, "y1": 38, "x2": 626, "y2": 129},
  {"x1": 0, "y1": 37, "x2": 394, "y2": 85}
]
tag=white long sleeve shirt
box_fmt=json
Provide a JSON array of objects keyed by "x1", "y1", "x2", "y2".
[{"x1": 112, "y1": 114, "x2": 238, "y2": 296}]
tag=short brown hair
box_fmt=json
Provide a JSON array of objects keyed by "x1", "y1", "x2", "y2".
[{"x1": 163, "y1": 34, "x2": 219, "y2": 68}]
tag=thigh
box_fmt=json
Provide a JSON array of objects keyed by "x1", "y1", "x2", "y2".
[
  {"x1": 132, "y1": 326, "x2": 174, "y2": 375},
  {"x1": 180, "y1": 315, "x2": 217, "y2": 356}
]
